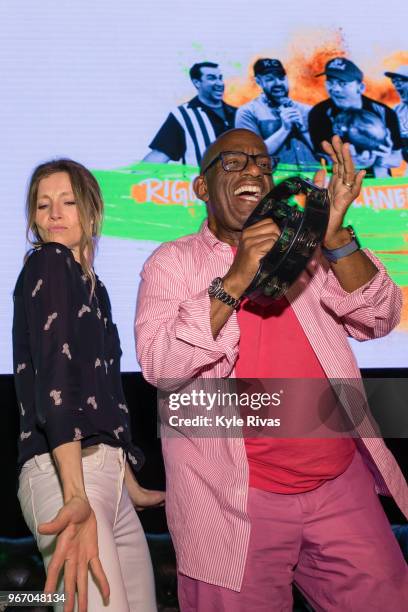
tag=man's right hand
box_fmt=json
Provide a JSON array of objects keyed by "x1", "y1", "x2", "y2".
[
  {"x1": 280, "y1": 105, "x2": 304, "y2": 131},
  {"x1": 223, "y1": 218, "x2": 281, "y2": 298}
]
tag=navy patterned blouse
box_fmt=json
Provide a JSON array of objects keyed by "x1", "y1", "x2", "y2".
[{"x1": 13, "y1": 242, "x2": 144, "y2": 475}]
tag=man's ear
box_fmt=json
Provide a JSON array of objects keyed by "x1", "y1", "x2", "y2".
[
  {"x1": 358, "y1": 81, "x2": 366, "y2": 94},
  {"x1": 193, "y1": 174, "x2": 209, "y2": 202}
]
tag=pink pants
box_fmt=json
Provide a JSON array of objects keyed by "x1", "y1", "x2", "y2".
[
  {"x1": 178, "y1": 452, "x2": 408, "y2": 611},
  {"x1": 18, "y1": 444, "x2": 157, "y2": 611}
]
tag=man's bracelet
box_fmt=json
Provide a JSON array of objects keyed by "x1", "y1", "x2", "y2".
[
  {"x1": 208, "y1": 277, "x2": 241, "y2": 309},
  {"x1": 321, "y1": 226, "x2": 361, "y2": 263}
]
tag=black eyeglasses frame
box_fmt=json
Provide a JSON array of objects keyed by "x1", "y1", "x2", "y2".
[{"x1": 201, "y1": 151, "x2": 279, "y2": 175}]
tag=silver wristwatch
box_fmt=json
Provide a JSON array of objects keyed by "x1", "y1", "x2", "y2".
[{"x1": 208, "y1": 277, "x2": 241, "y2": 309}]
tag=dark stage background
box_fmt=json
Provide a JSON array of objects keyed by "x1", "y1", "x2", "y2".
[
  {"x1": 1, "y1": 373, "x2": 168, "y2": 538},
  {"x1": 2, "y1": 370, "x2": 407, "y2": 539}
]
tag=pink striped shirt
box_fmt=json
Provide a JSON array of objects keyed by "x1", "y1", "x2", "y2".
[{"x1": 135, "y1": 220, "x2": 408, "y2": 591}]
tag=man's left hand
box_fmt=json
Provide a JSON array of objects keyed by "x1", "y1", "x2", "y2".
[{"x1": 314, "y1": 135, "x2": 365, "y2": 249}]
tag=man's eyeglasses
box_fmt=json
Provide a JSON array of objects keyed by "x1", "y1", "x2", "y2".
[{"x1": 201, "y1": 151, "x2": 279, "y2": 175}]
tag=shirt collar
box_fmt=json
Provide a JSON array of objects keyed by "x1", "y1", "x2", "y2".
[
  {"x1": 199, "y1": 219, "x2": 233, "y2": 253},
  {"x1": 188, "y1": 95, "x2": 233, "y2": 114}
]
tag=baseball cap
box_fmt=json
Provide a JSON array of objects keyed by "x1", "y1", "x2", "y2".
[
  {"x1": 254, "y1": 58, "x2": 286, "y2": 77},
  {"x1": 316, "y1": 58, "x2": 363, "y2": 82},
  {"x1": 384, "y1": 65, "x2": 408, "y2": 80}
]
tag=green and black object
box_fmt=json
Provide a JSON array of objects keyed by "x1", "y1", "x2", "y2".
[{"x1": 243, "y1": 177, "x2": 330, "y2": 302}]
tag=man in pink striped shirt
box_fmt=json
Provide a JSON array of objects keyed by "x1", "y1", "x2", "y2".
[{"x1": 136, "y1": 129, "x2": 408, "y2": 610}]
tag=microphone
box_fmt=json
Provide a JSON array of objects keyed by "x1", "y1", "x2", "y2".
[{"x1": 279, "y1": 98, "x2": 304, "y2": 133}]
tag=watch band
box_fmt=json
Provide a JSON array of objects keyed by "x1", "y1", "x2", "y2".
[
  {"x1": 208, "y1": 277, "x2": 241, "y2": 309},
  {"x1": 321, "y1": 226, "x2": 361, "y2": 263}
]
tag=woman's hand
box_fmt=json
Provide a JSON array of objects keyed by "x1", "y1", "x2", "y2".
[
  {"x1": 38, "y1": 495, "x2": 110, "y2": 612},
  {"x1": 124, "y1": 463, "x2": 165, "y2": 511}
]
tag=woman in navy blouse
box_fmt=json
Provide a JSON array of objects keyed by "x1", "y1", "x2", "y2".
[{"x1": 13, "y1": 160, "x2": 163, "y2": 611}]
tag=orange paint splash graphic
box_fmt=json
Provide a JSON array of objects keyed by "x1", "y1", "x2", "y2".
[
  {"x1": 401, "y1": 287, "x2": 408, "y2": 331},
  {"x1": 366, "y1": 50, "x2": 408, "y2": 106},
  {"x1": 224, "y1": 31, "x2": 408, "y2": 109}
]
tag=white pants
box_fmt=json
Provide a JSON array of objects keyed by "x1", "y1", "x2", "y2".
[{"x1": 18, "y1": 444, "x2": 157, "y2": 612}]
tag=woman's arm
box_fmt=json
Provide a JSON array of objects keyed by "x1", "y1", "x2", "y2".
[
  {"x1": 53, "y1": 441, "x2": 87, "y2": 503},
  {"x1": 124, "y1": 461, "x2": 165, "y2": 510},
  {"x1": 38, "y1": 442, "x2": 109, "y2": 611},
  {"x1": 24, "y1": 245, "x2": 96, "y2": 446}
]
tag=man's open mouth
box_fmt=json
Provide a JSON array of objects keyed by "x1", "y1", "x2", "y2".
[{"x1": 233, "y1": 184, "x2": 263, "y2": 203}]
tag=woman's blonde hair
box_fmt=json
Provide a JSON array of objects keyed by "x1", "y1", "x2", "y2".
[{"x1": 26, "y1": 159, "x2": 103, "y2": 295}]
